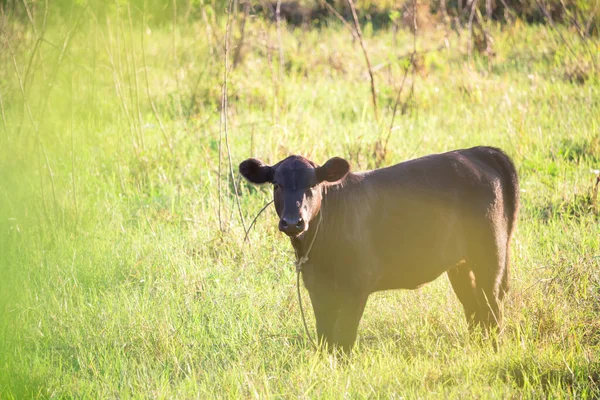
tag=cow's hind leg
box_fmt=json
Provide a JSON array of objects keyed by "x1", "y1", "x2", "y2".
[
  {"x1": 470, "y1": 233, "x2": 506, "y2": 335},
  {"x1": 498, "y1": 243, "x2": 511, "y2": 302},
  {"x1": 447, "y1": 262, "x2": 479, "y2": 331}
]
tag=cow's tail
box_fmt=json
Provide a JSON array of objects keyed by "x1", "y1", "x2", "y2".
[{"x1": 490, "y1": 148, "x2": 520, "y2": 300}]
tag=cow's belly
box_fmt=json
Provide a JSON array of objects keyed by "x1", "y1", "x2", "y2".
[
  {"x1": 370, "y1": 221, "x2": 468, "y2": 292},
  {"x1": 373, "y1": 260, "x2": 459, "y2": 291}
]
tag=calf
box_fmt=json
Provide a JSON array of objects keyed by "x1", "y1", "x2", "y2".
[{"x1": 239, "y1": 146, "x2": 519, "y2": 351}]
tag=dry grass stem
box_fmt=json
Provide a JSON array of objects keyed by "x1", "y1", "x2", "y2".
[
  {"x1": 0, "y1": 91, "x2": 7, "y2": 135},
  {"x1": 141, "y1": 6, "x2": 174, "y2": 155},
  {"x1": 275, "y1": 0, "x2": 285, "y2": 81},
  {"x1": 346, "y1": 0, "x2": 379, "y2": 122}
]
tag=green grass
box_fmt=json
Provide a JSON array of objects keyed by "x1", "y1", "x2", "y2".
[{"x1": 1, "y1": 3, "x2": 600, "y2": 398}]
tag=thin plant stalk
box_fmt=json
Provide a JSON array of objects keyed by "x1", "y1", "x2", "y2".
[
  {"x1": 379, "y1": 0, "x2": 417, "y2": 167},
  {"x1": 468, "y1": 0, "x2": 477, "y2": 63},
  {"x1": 119, "y1": 9, "x2": 142, "y2": 150},
  {"x1": 5, "y1": 37, "x2": 38, "y2": 135},
  {"x1": 346, "y1": 0, "x2": 379, "y2": 122},
  {"x1": 233, "y1": 0, "x2": 250, "y2": 69},
  {"x1": 536, "y1": 0, "x2": 596, "y2": 72},
  {"x1": 7, "y1": 32, "x2": 55, "y2": 228},
  {"x1": 0, "y1": 91, "x2": 8, "y2": 137},
  {"x1": 275, "y1": 0, "x2": 285, "y2": 81},
  {"x1": 100, "y1": 14, "x2": 138, "y2": 154},
  {"x1": 21, "y1": 0, "x2": 49, "y2": 95},
  {"x1": 220, "y1": 0, "x2": 247, "y2": 234},
  {"x1": 381, "y1": 53, "x2": 414, "y2": 165},
  {"x1": 36, "y1": 6, "x2": 85, "y2": 133},
  {"x1": 141, "y1": 4, "x2": 174, "y2": 155},
  {"x1": 127, "y1": 3, "x2": 145, "y2": 151},
  {"x1": 70, "y1": 59, "x2": 78, "y2": 231},
  {"x1": 317, "y1": 0, "x2": 357, "y2": 38},
  {"x1": 218, "y1": 3, "x2": 233, "y2": 231},
  {"x1": 172, "y1": 0, "x2": 183, "y2": 118},
  {"x1": 317, "y1": 0, "x2": 378, "y2": 121}
]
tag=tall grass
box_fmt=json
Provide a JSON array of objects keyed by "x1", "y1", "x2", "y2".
[{"x1": 0, "y1": 2, "x2": 599, "y2": 397}]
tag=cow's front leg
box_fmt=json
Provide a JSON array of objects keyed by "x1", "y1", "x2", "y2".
[
  {"x1": 332, "y1": 289, "x2": 369, "y2": 353},
  {"x1": 308, "y1": 285, "x2": 339, "y2": 350}
]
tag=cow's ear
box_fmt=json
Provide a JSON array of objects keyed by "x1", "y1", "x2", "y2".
[
  {"x1": 316, "y1": 157, "x2": 350, "y2": 183},
  {"x1": 239, "y1": 158, "x2": 273, "y2": 184}
]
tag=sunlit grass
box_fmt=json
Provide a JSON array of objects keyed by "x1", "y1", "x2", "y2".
[{"x1": 1, "y1": 3, "x2": 599, "y2": 397}]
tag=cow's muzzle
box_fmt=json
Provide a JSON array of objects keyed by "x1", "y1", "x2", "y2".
[{"x1": 279, "y1": 216, "x2": 306, "y2": 236}]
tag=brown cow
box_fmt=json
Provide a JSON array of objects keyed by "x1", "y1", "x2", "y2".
[{"x1": 239, "y1": 146, "x2": 519, "y2": 352}]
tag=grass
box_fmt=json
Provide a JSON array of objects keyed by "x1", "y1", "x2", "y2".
[{"x1": 1, "y1": 2, "x2": 600, "y2": 397}]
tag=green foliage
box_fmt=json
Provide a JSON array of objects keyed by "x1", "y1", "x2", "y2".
[{"x1": 1, "y1": 2, "x2": 600, "y2": 398}]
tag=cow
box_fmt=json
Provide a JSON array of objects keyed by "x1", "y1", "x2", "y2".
[{"x1": 239, "y1": 146, "x2": 519, "y2": 352}]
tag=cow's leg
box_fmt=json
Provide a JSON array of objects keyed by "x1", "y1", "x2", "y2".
[
  {"x1": 498, "y1": 242, "x2": 511, "y2": 302},
  {"x1": 470, "y1": 232, "x2": 505, "y2": 335},
  {"x1": 308, "y1": 285, "x2": 339, "y2": 350},
  {"x1": 332, "y1": 289, "x2": 369, "y2": 353},
  {"x1": 447, "y1": 263, "x2": 479, "y2": 331}
]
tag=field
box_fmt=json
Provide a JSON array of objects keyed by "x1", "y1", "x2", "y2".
[{"x1": 1, "y1": 1, "x2": 600, "y2": 397}]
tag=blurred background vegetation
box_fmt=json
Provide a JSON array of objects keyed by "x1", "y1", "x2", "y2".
[{"x1": 1, "y1": 0, "x2": 599, "y2": 31}]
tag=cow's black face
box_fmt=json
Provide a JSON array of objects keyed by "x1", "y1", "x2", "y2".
[
  {"x1": 239, "y1": 155, "x2": 350, "y2": 238},
  {"x1": 271, "y1": 156, "x2": 320, "y2": 237}
]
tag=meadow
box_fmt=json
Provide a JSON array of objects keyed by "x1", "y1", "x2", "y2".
[{"x1": 1, "y1": 1, "x2": 599, "y2": 397}]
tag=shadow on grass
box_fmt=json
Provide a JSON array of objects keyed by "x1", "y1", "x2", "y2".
[
  {"x1": 264, "y1": 330, "x2": 469, "y2": 356},
  {"x1": 497, "y1": 360, "x2": 600, "y2": 395},
  {"x1": 537, "y1": 185, "x2": 599, "y2": 223},
  {"x1": 555, "y1": 136, "x2": 600, "y2": 164},
  {"x1": 0, "y1": 369, "x2": 49, "y2": 398}
]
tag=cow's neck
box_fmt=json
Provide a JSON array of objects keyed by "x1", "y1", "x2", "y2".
[
  {"x1": 290, "y1": 209, "x2": 323, "y2": 261},
  {"x1": 289, "y1": 176, "x2": 358, "y2": 261}
]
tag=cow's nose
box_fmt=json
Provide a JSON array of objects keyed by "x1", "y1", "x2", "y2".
[{"x1": 279, "y1": 217, "x2": 305, "y2": 235}]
